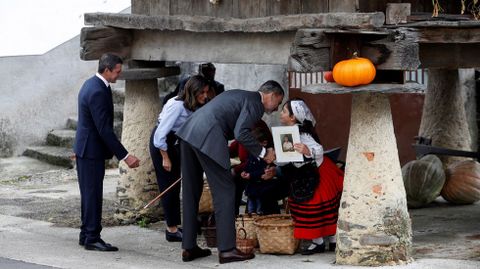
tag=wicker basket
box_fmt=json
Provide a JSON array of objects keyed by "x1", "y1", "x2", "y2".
[
  {"x1": 254, "y1": 214, "x2": 299, "y2": 255},
  {"x1": 236, "y1": 228, "x2": 256, "y2": 254},
  {"x1": 235, "y1": 214, "x2": 258, "y2": 246},
  {"x1": 198, "y1": 181, "x2": 213, "y2": 213},
  {"x1": 201, "y1": 226, "x2": 217, "y2": 247}
]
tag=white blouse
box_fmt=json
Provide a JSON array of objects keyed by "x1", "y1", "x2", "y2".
[
  {"x1": 153, "y1": 98, "x2": 192, "y2": 151},
  {"x1": 294, "y1": 132, "x2": 324, "y2": 168}
]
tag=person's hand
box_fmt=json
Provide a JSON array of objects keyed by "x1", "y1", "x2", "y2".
[
  {"x1": 162, "y1": 157, "x2": 172, "y2": 172},
  {"x1": 263, "y1": 148, "x2": 275, "y2": 164},
  {"x1": 261, "y1": 166, "x2": 276, "y2": 180},
  {"x1": 294, "y1": 143, "x2": 310, "y2": 156},
  {"x1": 125, "y1": 155, "x2": 140, "y2": 168},
  {"x1": 241, "y1": 171, "x2": 250, "y2": 179}
]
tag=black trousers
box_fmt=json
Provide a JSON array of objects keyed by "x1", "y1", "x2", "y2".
[
  {"x1": 149, "y1": 126, "x2": 181, "y2": 227},
  {"x1": 180, "y1": 140, "x2": 236, "y2": 252},
  {"x1": 77, "y1": 157, "x2": 105, "y2": 244}
]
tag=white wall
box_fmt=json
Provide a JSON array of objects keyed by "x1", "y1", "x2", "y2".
[
  {"x1": 215, "y1": 63, "x2": 288, "y2": 126},
  {"x1": 0, "y1": 36, "x2": 97, "y2": 156}
]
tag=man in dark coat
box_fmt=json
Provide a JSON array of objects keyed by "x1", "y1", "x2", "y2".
[
  {"x1": 162, "y1": 62, "x2": 224, "y2": 105},
  {"x1": 176, "y1": 80, "x2": 284, "y2": 264},
  {"x1": 74, "y1": 53, "x2": 140, "y2": 251}
]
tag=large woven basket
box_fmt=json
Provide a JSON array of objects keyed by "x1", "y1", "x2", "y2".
[
  {"x1": 198, "y1": 181, "x2": 213, "y2": 213},
  {"x1": 236, "y1": 214, "x2": 259, "y2": 246},
  {"x1": 254, "y1": 214, "x2": 299, "y2": 255}
]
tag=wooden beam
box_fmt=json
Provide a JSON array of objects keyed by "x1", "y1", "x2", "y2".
[
  {"x1": 84, "y1": 12, "x2": 385, "y2": 33},
  {"x1": 80, "y1": 26, "x2": 133, "y2": 61},
  {"x1": 419, "y1": 43, "x2": 480, "y2": 69},
  {"x1": 416, "y1": 27, "x2": 480, "y2": 43},
  {"x1": 361, "y1": 28, "x2": 419, "y2": 70},
  {"x1": 118, "y1": 66, "x2": 180, "y2": 80},
  {"x1": 302, "y1": 82, "x2": 425, "y2": 94},
  {"x1": 288, "y1": 29, "x2": 331, "y2": 72},
  {"x1": 288, "y1": 28, "x2": 420, "y2": 72},
  {"x1": 131, "y1": 30, "x2": 296, "y2": 65}
]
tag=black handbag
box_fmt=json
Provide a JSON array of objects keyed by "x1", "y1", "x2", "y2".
[{"x1": 283, "y1": 162, "x2": 319, "y2": 203}]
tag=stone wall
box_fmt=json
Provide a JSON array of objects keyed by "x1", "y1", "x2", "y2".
[{"x1": 0, "y1": 37, "x2": 96, "y2": 157}]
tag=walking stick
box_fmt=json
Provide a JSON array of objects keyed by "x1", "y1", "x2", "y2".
[{"x1": 143, "y1": 177, "x2": 182, "y2": 209}]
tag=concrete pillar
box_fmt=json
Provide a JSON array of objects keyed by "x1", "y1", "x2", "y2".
[
  {"x1": 336, "y1": 93, "x2": 412, "y2": 266},
  {"x1": 115, "y1": 79, "x2": 162, "y2": 223}
]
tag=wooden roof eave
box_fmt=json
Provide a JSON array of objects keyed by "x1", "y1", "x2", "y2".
[
  {"x1": 80, "y1": 12, "x2": 385, "y2": 63},
  {"x1": 83, "y1": 12, "x2": 385, "y2": 33}
]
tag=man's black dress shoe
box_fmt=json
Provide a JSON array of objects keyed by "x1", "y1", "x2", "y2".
[
  {"x1": 329, "y1": 242, "x2": 336, "y2": 252},
  {"x1": 182, "y1": 246, "x2": 212, "y2": 262},
  {"x1": 301, "y1": 243, "x2": 325, "y2": 255},
  {"x1": 85, "y1": 240, "x2": 119, "y2": 251},
  {"x1": 218, "y1": 248, "x2": 255, "y2": 264},
  {"x1": 165, "y1": 229, "x2": 182, "y2": 242}
]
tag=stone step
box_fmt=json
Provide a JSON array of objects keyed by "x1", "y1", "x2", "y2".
[
  {"x1": 114, "y1": 120, "x2": 123, "y2": 138},
  {"x1": 114, "y1": 105, "x2": 124, "y2": 121},
  {"x1": 112, "y1": 87, "x2": 125, "y2": 104},
  {"x1": 23, "y1": 146, "x2": 75, "y2": 168},
  {"x1": 66, "y1": 108, "x2": 122, "y2": 131},
  {"x1": 46, "y1": 129, "x2": 76, "y2": 147},
  {"x1": 64, "y1": 119, "x2": 122, "y2": 137},
  {"x1": 66, "y1": 117, "x2": 77, "y2": 130}
]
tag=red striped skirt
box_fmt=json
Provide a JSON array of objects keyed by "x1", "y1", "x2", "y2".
[{"x1": 288, "y1": 157, "x2": 344, "y2": 239}]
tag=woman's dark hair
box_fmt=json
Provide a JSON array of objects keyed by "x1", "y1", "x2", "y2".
[
  {"x1": 178, "y1": 75, "x2": 210, "y2": 111},
  {"x1": 284, "y1": 98, "x2": 321, "y2": 144},
  {"x1": 98, "y1": 53, "x2": 123, "y2": 73}
]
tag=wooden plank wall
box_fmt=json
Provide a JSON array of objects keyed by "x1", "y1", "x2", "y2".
[
  {"x1": 358, "y1": 0, "x2": 464, "y2": 14},
  {"x1": 132, "y1": 0, "x2": 357, "y2": 17}
]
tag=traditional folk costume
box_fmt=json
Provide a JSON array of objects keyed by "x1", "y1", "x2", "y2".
[{"x1": 280, "y1": 100, "x2": 344, "y2": 254}]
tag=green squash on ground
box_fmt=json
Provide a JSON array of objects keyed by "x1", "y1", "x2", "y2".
[
  {"x1": 402, "y1": 154, "x2": 446, "y2": 208},
  {"x1": 441, "y1": 160, "x2": 480, "y2": 204}
]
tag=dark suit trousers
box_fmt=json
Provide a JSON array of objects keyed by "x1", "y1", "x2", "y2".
[
  {"x1": 149, "y1": 126, "x2": 181, "y2": 227},
  {"x1": 76, "y1": 157, "x2": 104, "y2": 244},
  {"x1": 180, "y1": 140, "x2": 236, "y2": 252}
]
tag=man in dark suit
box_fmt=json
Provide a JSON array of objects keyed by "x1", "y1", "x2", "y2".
[
  {"x1": 176, "y1": 80, "x2": 284, "y2": 264},
  {"x1": 74, "y1": 53, "x2": 140, "y2": 251},
  {"x1": 162, "y1": 62, "x2": 224, "y2": 105}
]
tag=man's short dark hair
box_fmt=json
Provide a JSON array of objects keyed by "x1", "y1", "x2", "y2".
[
  {"x1": 258, "y1": 80, "x2": 284, "y2": 96},
  {"x1": 98, "y1": 53, "x2": 123, "y2": 74},
  {"x1": 198, "y1": 62, "x2": 215, "y2": 75}
]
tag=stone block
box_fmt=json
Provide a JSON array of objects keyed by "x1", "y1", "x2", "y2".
[
  {"x1": 386, "y1": 3, "x2": 411, "y2": 25},
  {"x1": 359, "y1": 235, "x2": 399, "y2": 246}
]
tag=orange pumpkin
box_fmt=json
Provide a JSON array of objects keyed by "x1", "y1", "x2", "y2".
[
  {"x1": 441, "y1": 160, "x2": 480, "y2": 204},
  {"x1": 332, "y1": 52, "x2": 376, "y2": 87}
]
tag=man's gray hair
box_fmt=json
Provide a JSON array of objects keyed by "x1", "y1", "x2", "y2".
[{"x1": 258, "y1": 80, "x2": 284, "y2": 96}]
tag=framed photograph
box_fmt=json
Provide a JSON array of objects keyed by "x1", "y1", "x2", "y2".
[{"x1": 271, "y1": 125, "x2": 303, "y2": 163}]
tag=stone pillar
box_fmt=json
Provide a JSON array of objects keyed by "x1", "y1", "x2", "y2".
[
  {"x1": 115, "y1": 79, "x2": 162, "y2": 223},
  {"x1": 336, "y1": 93, "x2": 412, "y2": 266},
  {"x1": 419, "y1": 69, "x2": 473, "y2": 167}
]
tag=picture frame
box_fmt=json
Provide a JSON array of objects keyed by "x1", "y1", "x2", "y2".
[{"x1": 271, "y1": 125, "x2": 303, "y2": 163}]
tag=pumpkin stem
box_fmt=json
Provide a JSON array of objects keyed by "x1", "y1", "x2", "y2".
[{"x1": 352, "y1": 52, "x2": 358, "y2": 58}]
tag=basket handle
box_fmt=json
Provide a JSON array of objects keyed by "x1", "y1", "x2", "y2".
[{"x1": 237, "y1": 227, "x2": 248, "y2": 240}]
